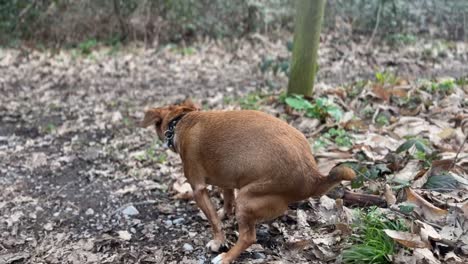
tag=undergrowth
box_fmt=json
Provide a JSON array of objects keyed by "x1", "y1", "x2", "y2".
[{"x1": 342, "y1": 208, "x2": 408, "y2": 264}]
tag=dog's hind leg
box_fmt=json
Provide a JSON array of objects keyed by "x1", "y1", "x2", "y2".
[{"x1": 218, "y1": 188, "x2": 235, "y2": 219}]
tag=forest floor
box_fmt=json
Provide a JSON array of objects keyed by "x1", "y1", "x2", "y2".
[{"x1": 0, "y1": 33, "x2": 467, "y2": 264}]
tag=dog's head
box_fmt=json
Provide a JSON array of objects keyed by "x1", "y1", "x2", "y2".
[{"x1": 141, "y1": 99, "x2": 199, "y2": 140}]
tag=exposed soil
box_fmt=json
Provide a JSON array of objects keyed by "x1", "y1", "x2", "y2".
[{"x1": 0, "y1": 35, "x2": 467, "y2": 264}]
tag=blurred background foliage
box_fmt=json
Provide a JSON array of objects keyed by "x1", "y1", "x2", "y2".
[{"x1": 0, "y1": 0, "x2": 467, "y2": 47}]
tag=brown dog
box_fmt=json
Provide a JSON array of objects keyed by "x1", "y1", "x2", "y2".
[{"x1": 142, "y1": 100, "x2": 355, "y2": 264}]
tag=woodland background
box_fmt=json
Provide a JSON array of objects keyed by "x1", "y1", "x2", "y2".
[{"x1": 0, "y1": 1, "x2": 467, "y2": 264}]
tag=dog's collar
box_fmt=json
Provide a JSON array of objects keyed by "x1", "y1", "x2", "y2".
[{"x1": 164, "y1": 114, "x2": 186, "y2": 152}]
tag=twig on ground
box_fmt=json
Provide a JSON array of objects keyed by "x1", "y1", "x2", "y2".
[
  {"x1": 308, "y1": 123, "x2": 333, "y2": 137},
  {"x1": 342, "y1": 190, "x2": 387, "y2": 207},
  {"x1": 450, "y1": 134, "x2": 468, "y2": 170}
]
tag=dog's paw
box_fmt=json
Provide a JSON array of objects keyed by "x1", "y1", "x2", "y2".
[
  {"x1": 211, "y1": 253, "x2": 228, "y2": 264},
  {"x1": 206, "y1": 239, "x2": 224, "y2": 252}
]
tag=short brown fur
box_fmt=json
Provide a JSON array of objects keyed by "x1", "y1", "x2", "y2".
[{"x1": 142, "y1": 100, "x2": 356, "y2": 264}]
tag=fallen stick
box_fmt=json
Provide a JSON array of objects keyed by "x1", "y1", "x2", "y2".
[{"x1": 342, "y1": 190, "x2": 387, "y2": 207}]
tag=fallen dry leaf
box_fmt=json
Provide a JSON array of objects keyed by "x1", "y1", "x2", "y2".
[
  {"x1": 384, "y1": 229, "x2": 429, "y2": 248},
  {"x1": 444, "y1": 251, "x2": 462, "y2": 262},
  {"x1": 405, "y1": 187, "x2": 448, "y2": 222},
  {"x1": 371, "y1": 84, "x2": 391, "y2": 101},
  {"x1": 462, "y1": 202, "x2": 468, "y2": 219},
  {"x1": 413, "y1": 248, "x2": 441, "y2": 264},
  {"x1": 315, "y1": 150, "x2": 355, "y2": 176},
  {"x1": 172, "y1": 181, "x2": 193, "y2": 200},
  {"x1": 384, "y1": 184, "x2": 397, "y2": 205},
  {"x1": 415, "y1": 220, "x2": 442, "y2": 242},
  {"x1": 394, "y1": 160, "x2": 421, "y2": 182}
]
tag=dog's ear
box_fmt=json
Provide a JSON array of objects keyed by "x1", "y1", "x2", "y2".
[
  {"x1": 141, "y1": 108, "x2": 162, "y2": 128},
  {"x1": 180, "y1": 98, "x2": 200, "y2": 110}
]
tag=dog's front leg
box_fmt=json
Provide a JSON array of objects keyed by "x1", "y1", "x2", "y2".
[{"x1": 192, "y1": 183, "x2": 225, "y2": 252}]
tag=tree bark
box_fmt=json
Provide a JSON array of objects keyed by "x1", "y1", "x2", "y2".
[
  {"x1": 287, "y1": 0, "x2": 326, "y2": 96},
  {"x1": 113, "y1": 0, "x2": 128, "y2": 41}
]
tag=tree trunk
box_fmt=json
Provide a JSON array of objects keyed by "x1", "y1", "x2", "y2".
[{"x1": 287, "y1": 0, "x2": 326, "y2": 96}]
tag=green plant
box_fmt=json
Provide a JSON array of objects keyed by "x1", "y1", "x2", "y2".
[
  {"x1": 423, "y1": 171, "x2": 460, "y2": 190},
  {"x1": 396, "y1": 137, "x2": 432, "y2": 154},
  {"x1": 396, "y1": 137, "x2": 439, "y2": 168},
  {"x1": 44, "y1": 123, "x2": 56, "y2": 134},
  {"x1": 455, "y1": 76, "x2": 468, "y2": 86},
  {"x1": 324, "y1": 128, "x2": 353, "y2": 147},
  {"x1": 170, "y1": 46, "x2": 196, "y2": 56},
  {"x1": 260, "y1": 56, "x2": 290, "y2": 76},
  {"x1": 239, "y1": 93, "x2": 262, "y2": 110},
  {"x1": 347, "y1": 80, "x2": 368, "y2": 98},
  {"x1": 285, "y1": 94, "x2": 343, "y2": 121},
  {"x1": 342, "y1": 162, "x2": 390, "y2": 189},
  {"x1": 393, "y1": 94, "x2": 422, "y2": 111},
  {"x1": 376, "y1": 114, "x2": 389, "y2": 126},
  {"x1": 135, "y1": 140, "x2": 167, "y2": 163},
  {"x1": 426, "y1": 79, "x2": 455, "y2": 95},
  {"x1": 342, "y1": 208, "x2": 408, "y2": 264},
  {"x1": 223, "y1": 96, "x2": 234, "y2": 105},
  {"x1": 77, "y1": 39, "x2": 98, "y2": 55},
  {"x1": 375, "y1": 71, "x2": 398, "y2": 86},
  {"x1": 278, "y1": 90, "x2": 288, "y2": 103},
  {"x1": 386, "y1": 33, "x2": 417, "y2": 46},
  {"x1": 260, "y1": 41, "x2": 293, "y2": 76},
  {"x1": 398, "y1": 203, "x2": 416, "y2": 214},
  {"x1": 360, "y1": 105, "x2": 374, "y2": 119},
  {"x1": 312, "y1": 138, "x2": 326, "y2": 151}
]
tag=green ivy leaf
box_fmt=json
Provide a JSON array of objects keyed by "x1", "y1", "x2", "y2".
[
  {"x1": 396, "y1": 139, "x2": 416, "y2": 153},
  {"x1": 260, "y1": 58, "x2": 273, "y2": 72},
  {"x1": 285, "y1": 95, "x2": 312, "y2": 110},
  {"x1": 327, "y1": 105, "x2": 343, "y2": 121},
  {"x1": 423, "y1": 173, "x2": 459, "y2": 190},
  {"x1": 414, "y1": 140, "x2": 432, "y2": 154},
  {"x1": 398, "y1": 203, "x2": 415, "y2": 214}
]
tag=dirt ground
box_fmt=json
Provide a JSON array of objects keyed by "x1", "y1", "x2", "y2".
[{"x1": 1, "y1": 34, "x2": 467, "y2": 264}]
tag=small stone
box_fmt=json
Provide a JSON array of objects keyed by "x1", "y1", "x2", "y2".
[
  {"x1": 461, "y1": 245, "x2": 468, "y2": 255},
  {"x1": 27, "y1": 152, "x2": 47, "y2": 169},
  {"x1": 252, "y1": 252, "x2": 266, "y2": 259},
  {"x1": 163, "y1": 220, "x2": 173, "y2": 227},
  {"x1": 112, "y1": 111, "x2": 123, "y2": 123},
  {"x1": 43, "y1": 223, "x2": 54, "y2": 231},
  {"x1": 122, "y1": 205, "x2": 139, "y2": 216},
  {"x1": 9, "y1": 211, "x2": 23, "y2": 223},
  {"x1": 183, "y1": 243, "x2": 194, "y2": 252},
  {"x1": 28, "y1": 213, "x2": 36, "y2": 219},
  {"x1": 117, "y1": 230, "x2": 132, "y2": 241},
  {"x1": 83, "y1": 147, "x2": 100, "y2": 161},
  {"x1": 173, "y1": 217, "x2": 184, "y2": 225},
  {"x1": 157, "y1": 204, "x2": 175, "y2": 214},
  {"x1": 85, "y1": 208, "x2": 94, "y2": 215}
]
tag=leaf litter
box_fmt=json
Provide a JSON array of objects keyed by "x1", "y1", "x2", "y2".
[{"x1": 0, "y1": 34, "x2": 467, "y2": 263}]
